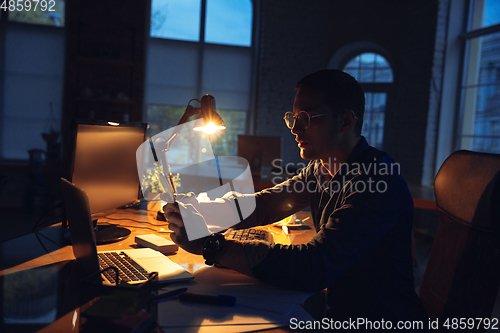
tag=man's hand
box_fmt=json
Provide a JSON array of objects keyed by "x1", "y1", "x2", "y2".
[
  {"x1": 163, "y1": 200, "x2": 255, "y2": 278},
  {"x1": 163, "y1": 201, "x2": 206, "y2": 255}
]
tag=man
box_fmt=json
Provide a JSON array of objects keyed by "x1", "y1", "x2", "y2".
[{"x1": 164, "y1": 69, "x2": 429, "y2": 327}]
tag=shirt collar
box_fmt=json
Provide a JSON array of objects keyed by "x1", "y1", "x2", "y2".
[
  {"x1": 317, "y1": 163, "x2": 331, "y2": 189},
  {"x1": 313, "y1": 136, "x2": 368, "y2": 187},
  {"x1": 345, "y1": 136, "x2": 369, "y2": 165}
]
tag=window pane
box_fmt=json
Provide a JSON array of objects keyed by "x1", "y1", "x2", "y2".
[
  {"x1": 375, "y1": 54, "x2": 390, "y2": 68},
  {"x1": 360, "y1": 53, "x2": 376, "y2": 69},
  {"x1": 460, "y1": 31, "x2": 500, "y2": 153},
  {"x1": 145, "y1": 40, "x2": 199, "y2": 105},
  {"x1": 2, "y1": 26, "x2": 64, "y2": 159},
  {"x1": 344, "y1": 68, "x2": 359, "y2": 79},
  {"x1": 211, "y1": 109, "x2": 247, "y2": 156},
  {"x1": 342, "y1": 52, "x2": 391, "y2": 149},
  {"x1": 146, "y1": 104, "x2": 209, "y2": 165},
  {"x1": 374, "y1": 68, "x2": 393, "y2": 82},
  {"x1": 147, "y1": 104, "x2": 186, "y2": 133},
  {"x1": 201, "y1": 45, "x2": 251, "y2": 109},
  {"x1": 359, "y1": 69, "x2": 374, "y2": 82},
  {"x1": 151, "y1": 0, "x2": 201, "y2": 41},
  {"x1": 344, "y1": 56, "x2": 360, "y2": 69},
  {"x1": 205, "y1": 0, "x2": 252, "y2": 46},
  {"x1": 146, "y1": 104, "x2": 244, "y2": 158},
  {"x1": 481, "y1": 0, "x2": 500, "y2": 28},
  {"x1": 8, "y1": 0, "x2": 65, "y2": 27},
  {"x1": 343, "y1": 52, "x2": 393, "y2": 83},
  {"x1": 361, "y1": 92, "x2": 386, "y2": 149}
]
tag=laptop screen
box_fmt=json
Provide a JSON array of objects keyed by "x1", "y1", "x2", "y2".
[{"x1": 70, "y1": 120, "x2": 147, "y2": 214}]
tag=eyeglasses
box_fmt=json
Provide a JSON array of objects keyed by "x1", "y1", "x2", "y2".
[
  {"x1": 283, "y1": 110, "x2": 359, "y2": 129},
  {"x1": 283, "y1": 111, "x2": 326, "y2": 129}
]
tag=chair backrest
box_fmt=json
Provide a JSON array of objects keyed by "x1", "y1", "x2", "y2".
[{"x1": 420, "y1": 150, "x2": 500, "y2": 331}]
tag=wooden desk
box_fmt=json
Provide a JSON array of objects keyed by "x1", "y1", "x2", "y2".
[{"x1": 0, "y1": 206, "x2": 315, "y2": 332}]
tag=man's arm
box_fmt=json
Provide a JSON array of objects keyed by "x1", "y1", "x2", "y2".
[
  {"x1": 164, "y1": 201, "x2": 255, "y2": 276},
  {"x1": 247, "y1": 174, "x2": 413, "y2": 292},
  {"x1": 165, "y1": 174, "x2": 409, "y2": 292},
  {"x1": 227, "y1": 169, "x2": 313, "y2": 230}
]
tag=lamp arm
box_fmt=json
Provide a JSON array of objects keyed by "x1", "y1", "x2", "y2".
[
  {"x1": 156, "y1": 104, "x2": 200, "y2": 153},
  {"x1": 151, "y1": 95, "x2": 223, "y2": 201},
  {"x1": 177, "y1": 105, "x2": 200, "y2": 126},
  {"x1": 153, "y1": 103, "x2": 201, "y2": 200}
]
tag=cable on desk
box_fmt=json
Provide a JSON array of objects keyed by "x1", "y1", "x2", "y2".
[
  {"x1": 36, "y1": 230, "x2": 64, "y2": 248},
  {"x1": 101, "y1": 215, "x2": 170, "y2": 227},
  {"x1": 34, "y1": 230, "x2": 64, "y2": 254},
  {"x1": 31, "y1": 202, "x2": 63, "y2": 232},
  {"x1": 35, "y1": 232, "x2": 51, "y2": 254},
  {"x1": 103, "y1": 209, "x2": 158, "y2": 219},
  {"x1": 33, "y1": 214, "x2": 64, "y2": 232},
  {"x1": 99, "y1": 222, "x2": 173, "y2": 233}
]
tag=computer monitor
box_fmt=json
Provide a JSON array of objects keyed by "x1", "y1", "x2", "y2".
[{"x1": 68, "y1": 119, "x2": 147, "y2": 244}]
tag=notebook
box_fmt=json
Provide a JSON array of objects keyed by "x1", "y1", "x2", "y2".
[{"x1": 60, "y1": 178, "x2": 194, "y2": 285}]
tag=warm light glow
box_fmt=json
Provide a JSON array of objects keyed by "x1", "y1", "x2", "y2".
[
  {"x1": 193, "y1": 122, "x2": 226, "y2": 134},
  {"x1": 108, "y1": 121, "x2": 120, "y2": 126},
  {"x1": 72, "y1": 310, "x2": 78, "y2": 329}
]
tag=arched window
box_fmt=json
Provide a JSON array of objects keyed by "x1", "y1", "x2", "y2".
[{"x1": 343, "y1": 52, "x2": 393, "y2": 150}]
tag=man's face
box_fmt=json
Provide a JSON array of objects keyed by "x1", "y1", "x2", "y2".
[{"x1": 291, "y1": 87, "x2": 342, "y2": 161}]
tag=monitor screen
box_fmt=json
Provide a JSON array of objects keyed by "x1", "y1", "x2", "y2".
[{"x1": 70, "y1": 120, "x2": 147, "y2": 215}]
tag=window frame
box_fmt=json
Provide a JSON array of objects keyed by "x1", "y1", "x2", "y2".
[
  {"x1": 456, "y1": 0, "x2": 500, "y2": 153},
  {"x1": 0, "y1": 6, "x2": 65, "y2": 161},
  {"x1": 338, "y1": 51, "x2": 394, "y2": 150},
  {"x1": 145, "y1": 0, "x2": 258, "y2": 146}
]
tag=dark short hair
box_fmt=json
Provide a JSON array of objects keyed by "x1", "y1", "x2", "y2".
[{"x1": 296, "y1": 69, "x2": 365, "y2": 136}]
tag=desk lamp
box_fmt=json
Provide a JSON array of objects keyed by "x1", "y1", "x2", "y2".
[
  {"x1": 191, "y1": 94, "x2": 226, "y2": 134},
  {"x1": 151, "y1": 94, "x2": 226, "y2": 199},
  {"x1": 145, "y1": 95, "x2": 247, "y2": 234}
]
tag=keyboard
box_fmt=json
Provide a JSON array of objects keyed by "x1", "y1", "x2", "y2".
[
  {"x1": 224, "y1": 228, "x2": 273, "y2": 243},
  {"x1": 98, "y1": 252, "x2": 149, "y2": 284}
]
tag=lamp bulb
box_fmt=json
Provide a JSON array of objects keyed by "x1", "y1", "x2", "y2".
[{"x1": 193, "y1": 122, "x2": 225, "y2": 134}]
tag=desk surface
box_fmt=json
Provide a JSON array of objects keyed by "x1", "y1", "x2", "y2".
[
  {"x1": 0, "y1": 206, "x2": 315, "y2": 332},
  {"x1": 1, "y1": 208, "x2": 314, "y2": 275}
]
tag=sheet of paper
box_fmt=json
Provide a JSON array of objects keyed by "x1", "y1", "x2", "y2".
[
  {"x1": 160, "y1": 283, "x2": 300, "y2": 315},
  {"x1": 161, "y1": 324, "x2": 279, "y2": 333},
  {"x1": 159, "y1": 266, "x2": 313, "y2": 315},
  {"x1": 157, "y1": 266, "x2": 315, "y2": 331},
  {"x1": 191, "y1": 266, "x2": 313, "y2": 305},
  {"x1": 158, "y1": 297, "x2": 314, "y2": 332}
]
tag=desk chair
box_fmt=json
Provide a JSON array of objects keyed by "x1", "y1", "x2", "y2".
[{"x1": 419, "y1": 150, "x2": 500, "y2": 331}]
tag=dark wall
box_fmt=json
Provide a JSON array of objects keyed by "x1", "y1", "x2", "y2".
[{"x1": 254, "y1": 0, "x2": 439, "y2": 185}]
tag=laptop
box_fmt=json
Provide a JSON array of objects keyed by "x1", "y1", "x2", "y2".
[{"x1": 61, "y1": 178, "x2": 194, "y2": 285}]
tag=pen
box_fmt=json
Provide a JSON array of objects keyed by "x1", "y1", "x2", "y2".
[
  {"x1": 155, "y1": 287, "x2": 188, "y2": 301},
  {"x1": 179, "y1": 292, "x2": 236, "y2": 307}
]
